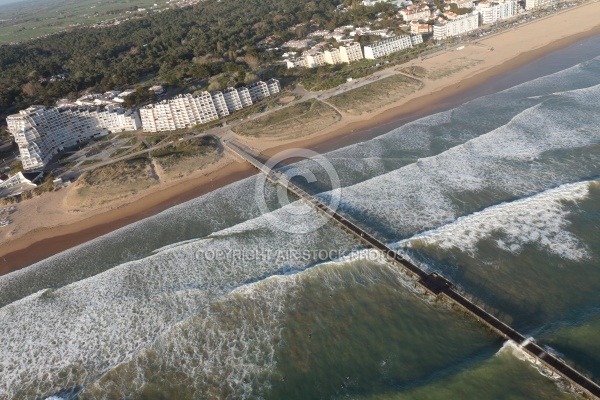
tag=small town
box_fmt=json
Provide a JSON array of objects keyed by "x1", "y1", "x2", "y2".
[{"x1": 0, "y1": 0, "x2": 574, "y2": 204}]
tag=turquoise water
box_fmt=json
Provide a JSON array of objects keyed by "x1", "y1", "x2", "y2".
[{"x1": 2, "y1": 36, "x2": 600, "y2": 399}]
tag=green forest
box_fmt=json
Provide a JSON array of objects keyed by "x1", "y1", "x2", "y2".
[{"x1": 0, "y1": 0, "x2": 397, "y2": 115}]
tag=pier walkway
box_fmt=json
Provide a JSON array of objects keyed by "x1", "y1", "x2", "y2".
[{"x1": 225, "y1": 140, "x2": 600, "y2": 399}]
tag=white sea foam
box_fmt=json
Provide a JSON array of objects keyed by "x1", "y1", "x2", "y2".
[
  {"x1": 4, "y1": 58, "x2": 600, "y2": 312},
  {"x1": 497, "y1": 340, "x2": 536, "y2": 362},
  {"x1": 82, "y1": 273, "x2": 303, "y2": 399},
  {"x1": 400, "y1": 181, "x2": 591, "y2": 261},
  {"x1": 2, "y1": 55, "x2": 600, "y2": 400},
  {"x1": 0, "y1": 201, "x2": 359, "y2": 399},
  {"x1": 498, "y1": 340, "x2": 569, "y2": 393},
  {"x1": 0, "y1": 175, "x2": 269, "y2": 309},
  {"x1": 81, "y1": 252, "x2": 414, "y2": 399},
  {"x1": 332, "y1": 83, "x2": 600, "y2": 236}
]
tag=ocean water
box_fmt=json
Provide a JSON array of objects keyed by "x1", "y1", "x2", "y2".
[{"x1": 2, "y1": 36, "x2": 600, "y2": 399}]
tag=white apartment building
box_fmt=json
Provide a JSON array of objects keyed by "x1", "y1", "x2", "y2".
[
  {"x1": 324, "y1": 48, "x2": 343, "y2": 65},
  {"x1": 222, "y1": 87, "x2": 247, "y2": 113},
  {"x1": 7, "y1": 105, "x2": 141, "y2": 170},
  {"x1": 140, "y1": 101, "x2": 175, "y2": 132},
  {"x1": 525, "y1": 0, "x2": 556, "y2": 9},
  {"x1": 247, "y1": 81, "x2": 271, "y2": 102},
  {"x1": 400, "y1": 6, "x2": 431, "y2": 21},
  {"x1": 410, "y1": 20, "x2": 432, "y2": 34},
  {"x1": 139, "y1": 80, "x2": 280, "y2": 132},
  {"x1": 140, "y1": 92, "x2": 220, "y2": 133},
  {"x1": 411, "y1": 34, "x2": 424, "y2": 46},
  {"x1": 212, "y1": 92, "x2": 230, "y2": 119},
  {"x1": 475, "y1": 0, "x2": 518, "y2": 24},
  {"x1": 193, "y1": 92, "x2": 220, "y2": 124},
  {"x1": 339, "y1": 42, "x2": 364, "y2": 63},
  {"x1": 266, "y1": 79, "x2": 282, "y2": 96},
  {"x1": 305, "y1": 52, "x2": 327, "y2": 68},
  {"x1": 286, "y1": 45, "x2": 355, "y2": 69},
  {"x1": 237, "y1": 87, "x2": 254, "y2": 108},
  {"x1": 85, "y1": 106, "x2": 141, "y2": 132},
  {"x1": 363, "y1": 35, "x2": 418, "y2": 59},
  {"x1": 0, "y1": 172, "x2": 36, "y2": 198},
  {"x1": 433, "y1": 12, "x2": 479, "y2": 40},
  {"x1": 286, "y1": 58, "x2": 308, "y2": 69}
]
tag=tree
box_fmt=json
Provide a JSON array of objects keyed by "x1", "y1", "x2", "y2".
[
  {"x1": 0, "y1": 0, "x2": 341, "y2": 112},
  {"x1": 22, "y1": 81, "x2": 42, "y2": 98},
  {"x1": 243, "y1": 54, "x2": 261, "y2": 71},
  {"x1": 123, "y1": 86, "x2": 154, "y2": 108},
  {"x1": 190, "y1": 63, "x2": 213, "y2": 80}
]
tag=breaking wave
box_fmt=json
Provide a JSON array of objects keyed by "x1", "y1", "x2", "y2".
[{"x1": 400, "y1": 181, "x2": 593, "y2": 261}]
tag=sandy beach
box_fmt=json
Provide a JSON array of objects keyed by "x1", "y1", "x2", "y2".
[{"x1": 2, "y1": 1, "x2": 600, "y2": 274}]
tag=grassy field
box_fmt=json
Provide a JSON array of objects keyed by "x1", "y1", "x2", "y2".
[
  {"x1": 0, "y1": 0, "x2": 162, "y2": 44},
  {"x1": 150, "y1": 135, "x2": 220, "y2": 173},
  {"x1": 72, "y1": 155, "x2": 157, "y2": 206},
  {"x1": 326, "y1": 74, "x2": 424, "y2": 116},
  {"x1": 300, "y1": 59, "x2": 379, "y2": 92},
  {"x1": 78, "y1": 156, "x2": 152, "y2": 187},
  {"x1": 146, "y1": 135, "x2": 166, "y2": 147},
  {"x1": 232, "y1": 99, "x2": 341, "y2": 139},
  {"x1": 398, "y1": 65, "x2": 428, "y2": 78}
]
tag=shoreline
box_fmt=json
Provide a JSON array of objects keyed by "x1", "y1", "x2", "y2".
[
  {"x1": 2, "y1": 5, "x2": 600, "y2": 274},
  {"x1": 261, "y1": 23, "x2": 600, "y2": 157},
  {"x1": 0, "y1": 161, "x2": 256, "y2": 275}
]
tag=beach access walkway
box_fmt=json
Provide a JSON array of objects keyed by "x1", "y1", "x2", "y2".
[{"x1": 225, "y1": 139, "x2": 600, "y2": 399}]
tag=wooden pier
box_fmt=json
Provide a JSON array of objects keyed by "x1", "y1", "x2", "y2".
[{"x1": 225, "y1": 140, "x2": 600, "y2": 399}]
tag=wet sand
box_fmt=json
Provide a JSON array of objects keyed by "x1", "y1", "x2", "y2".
[
  {"x1": 2, "y1": 3, "x2": 600, "y2": 274},
  {"x1": 0, "y1": 162, "x2": 256, "y2": 275}
]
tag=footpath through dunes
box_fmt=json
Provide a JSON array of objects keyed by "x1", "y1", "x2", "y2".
[{"x1": 225, "y1": 139, "x2": 600, "y2": 399}]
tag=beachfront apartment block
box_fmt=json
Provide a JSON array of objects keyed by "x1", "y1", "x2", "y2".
[
  {"x1": 475, "y1": 0, "x2": 518, "y2": 24},
  {"x1": 324, "y1": 48, "x2": 343, "y2": 65},
  {"x1": 410, "y1": 20, "x2": 433, "y2": 34},
  {"x1": 339, "y1": 42, "x2": 364, "y2": 63},
  {"x1": 139, "y1": 80, "x2": 280, "y2": 132},
  {"x1": 222, "y1": 87, "x2": 247, "y2": 113},
  {"x1": 237, "y1": 87, "x2": 254, "y2": 108},
  {"x1": 0, "y1": 172, "x2": 36, "y2": 198},
  {"x1": 411, "y1": 35, "x2": 424, "y2": 46},
  {"x1": 140, "y1": 92, "x2": 220, "y2": 133},
  {"x1": 247, "y1": 81, "x2": 271, "y2": 102},
  {"x1": 212, "y1": 92, "x2": 230, "y2": 119},
  {"x1": 525, "y1": 0, "x2": 557, "y2": 9},
  {"x1": 266, "y1": 79, "x2": 282, "y2": 96},
  {"x1": 7, "y1": 105, "x2": 141, "y2": 170},
  {"x1": 433, "y1": 13, "x2": 479, "y2": 40},
  {"x1": 363, "y1": 35, "x2": 420, "y2": 59},
  {"x1": 286, "y1": 43, "x2": 363, "y2": 69},
  {"x1": 305, "y1": 52, "x2": 327, "y2": 68},
  {"x1": 286, "y1": 58, "x2": 308, "y2": 69},
  {"x1": 89, "y1": 107, "x2": 141, "y2": 132}
]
